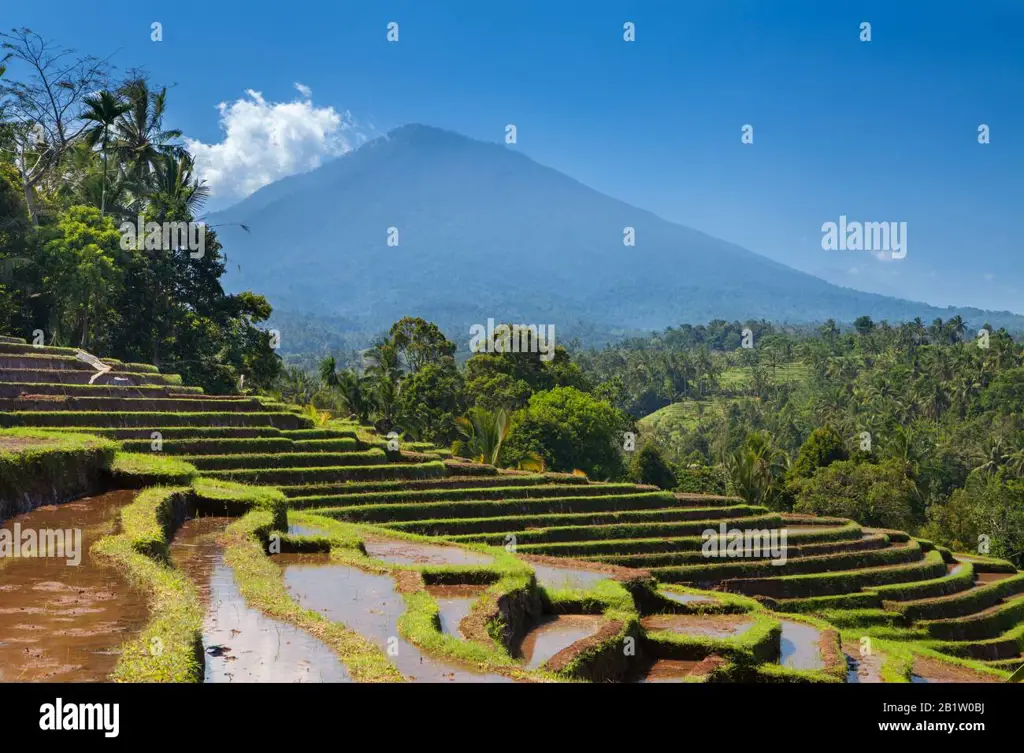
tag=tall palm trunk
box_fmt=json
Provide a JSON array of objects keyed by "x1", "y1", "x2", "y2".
[{"x1": 100, "y1": 125, "x2": 108, "y2": 217}]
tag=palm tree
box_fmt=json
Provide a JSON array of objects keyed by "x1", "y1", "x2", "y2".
[
  {"x1": 81, "y1": 90, "x2": 130, "y2": 217},
  {"x1": 724, "y1": 432, "x2": 788, "y2": 509},
  {"x1": 368, "y1": 374, "x2": 422, "y2": 435},
  {"x1": 113, "y1": 79, "x2": 184, "y2": 188},
  {"x1": 274, "y1": 366, "x2": 319, "y2": 405},
  {"x1": 319, "y1": 355, "x2": 341, "y2": 388},
  {"x1": 948, "y1": 314, "x2": 966, "y2": 343},
  {"x1": 972, "y1": 437, "x2": 1007, "y2": 479},
  {"x1": 336, "y1": 369, "x2": 372, "y2": 423},
  {"x1": 364, "y1": 336, "x2": 402, "y2": 382},
  {"x1": 1002, "y1": 445, "x2": 1024, "y2": 478},
  {"x1": 456, "y1": 407, "x2": 510, "y2": 466},
  {"x1": 151, "y1": 152, "x2": 209, "y2": 217},
  {"x1": 819, "y1": 319, "x2": 839, "y2": 343}
]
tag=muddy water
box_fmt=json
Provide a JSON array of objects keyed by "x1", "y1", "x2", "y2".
[
  {"x1": 170, "y1": 518, "x2": 350, "y2": 683},
  {"x1": 363, "y1": 537, "x2": 492, "y2": 566},
  {"x1": 843, "y1": 641, "x2": 883, "y2": 683},
  {"x1": 530, "y1": 563, "x2": 609, "y2": 592},
  {"x1": 635, "y1": 658, "x2": 705, "y2": 683},
  {"x1": 426, "y1": 585, "x2": 485, "y2": 638},
  {"x1": 517, "y1": 615, "x2": 604, "y2": 670},
  {"x1": 660, "y1": 590, "x2": 717, "y2": 606},
  {"x1": 641, "y1": 614, "x2": 755, "y2": 639},
  {"x1": 779, "y1": 621, "x2": 824, "y2": 671},
  {"x1": 975, "y1": 571, "x2": 1015, "y2": 584},
  {"x1": 0, "y1": 490, "x2": 148, "y2": 682},
  {"x1": 279, "y1": 558, "x2": 513, "y2": 682}
]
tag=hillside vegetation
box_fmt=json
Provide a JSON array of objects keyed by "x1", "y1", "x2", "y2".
[{"x1": 1, "y1": 334, "x2": 1020, "y2": 682}]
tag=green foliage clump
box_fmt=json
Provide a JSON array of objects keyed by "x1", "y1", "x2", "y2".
[
  {"x1": 788, "y1": 425, "x2": 848, "y2": 481},
  {"x1": 397, "y1": 359, "x2": 465, "y2": 445},
  {"x1": 922, "y1": 472, "x2": 1024, "y2": 566},
  {"x1": 464, "y1": 339, "x2": 590, "y2": 413},
  {"x1": 675, "y1": 464, "x2": 729, "y2": 494},
  {"x1": 502, "y1": 386, "x2": 627, "y2": 479},
  {"x1": 628, "y1": 442, "x2": 677, "y2": 489},
  {"x1": 0, "y1": 60, "x2": 281, "y2": 395},
  {"x1": 792, "y1": 459, "x2": 917, "y2": 530}
]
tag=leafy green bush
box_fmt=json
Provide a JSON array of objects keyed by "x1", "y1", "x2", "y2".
[
  {"x1": 628, "y1": 442, "x2": 677, "y2": 489},
  {"x1": 788, "y1": 425, "x2": 848, "y2": 481},
  {"x1": 792, "y1": 459, "x2": 917, "y2": 530},
  {"x1": 675, "y1": 464, "x2": 728, "y2": 494},
  {"x1": 502, "y1": 387, "x2": 627, "y2": 479}
]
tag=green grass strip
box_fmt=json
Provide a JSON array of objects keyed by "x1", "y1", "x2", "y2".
[
  {"x1": 109, "y1": 452, "x2": 197, "y2": 487},
  {"x1": 91, "y1": 487, "x2": 203, "y2": 682}
]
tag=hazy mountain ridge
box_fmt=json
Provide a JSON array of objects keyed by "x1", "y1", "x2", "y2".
[{"x1": 209, "y1": 124, "x2": 1024, "y2": 341}]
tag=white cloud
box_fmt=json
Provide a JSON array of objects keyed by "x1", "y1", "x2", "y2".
[{"x1": 186, "y1": 83, "x2": 359, "y2": 201}]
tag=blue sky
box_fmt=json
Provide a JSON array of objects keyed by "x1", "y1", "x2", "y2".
[{"x1": 10, "y1": 0, "x2": 1024, "y2": 313}]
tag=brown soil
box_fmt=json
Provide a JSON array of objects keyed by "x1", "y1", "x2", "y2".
[
  {"x1": 641, "y1": 613, "x2": 755, "y2": 638},
  {"x1": 363, "y1": 536, "x2": 492, "y2": 567},
  {"x1": 819, "y1": 629, "x2": 842, "y2": 673},
  {"x1": 640, "y1": 655, "x2": 727, "y2": 681},
  {"x1": 426, "y1": 584, "x2": 486, "y2": 598},
  {"x1": 393, "y1": 569, "x2": 424, "y2": 594},
  {"x1": 0, "y1": 436, "x2": 52, "y2": 453},
  {"x1": 458, "y1": 593, "x2": 501, "y2": 645},
  {"x1": 519, "y1": 553, "x2": 650, "y2": 582},
  {"x1": 912, "y1": 656, "x2": 1001, "y2": 683},
  {"x1": 0, "y1": 491, "x2": 148, "y2": 682}
]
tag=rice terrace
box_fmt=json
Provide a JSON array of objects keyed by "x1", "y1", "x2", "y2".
[
  {"x1": 1, "y1": 0, "x2": 1023, "y2": 741},
  {"x1": 1, "y1": 334, "x2": 1022, "y2": 687}
]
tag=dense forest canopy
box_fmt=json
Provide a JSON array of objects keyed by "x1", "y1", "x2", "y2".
[{"x1": 0, "y1": 28, "x2": 279, "y2": 393}]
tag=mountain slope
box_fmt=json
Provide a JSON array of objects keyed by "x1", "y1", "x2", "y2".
[{"x1": 208, "y1": 124, "x2": 1024, "y2": 337}]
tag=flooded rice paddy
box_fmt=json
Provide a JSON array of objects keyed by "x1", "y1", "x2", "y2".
[
  {"x1": 170, "y1": 518, "x2": 350, "y2": 683},
  {"x1": 0, "y1": 491, "x2": 148, "y2": 682}
]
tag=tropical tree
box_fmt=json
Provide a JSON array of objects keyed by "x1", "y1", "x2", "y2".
[
  {"x1": 456, "y1": 407, "x2": 509, "y2": 465},
  {"x1": 112, "y1": 78, "x2": 183, "y2": 187},
  {"x1": 0, "y1": 28, "x2": 110, "y2": 223},
  {"x1": 80, "y1": 90, "x2": 129, "y2": 216},
  {"x1": 724, "y1": 431, "x2": 789, "y2": 509}
]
